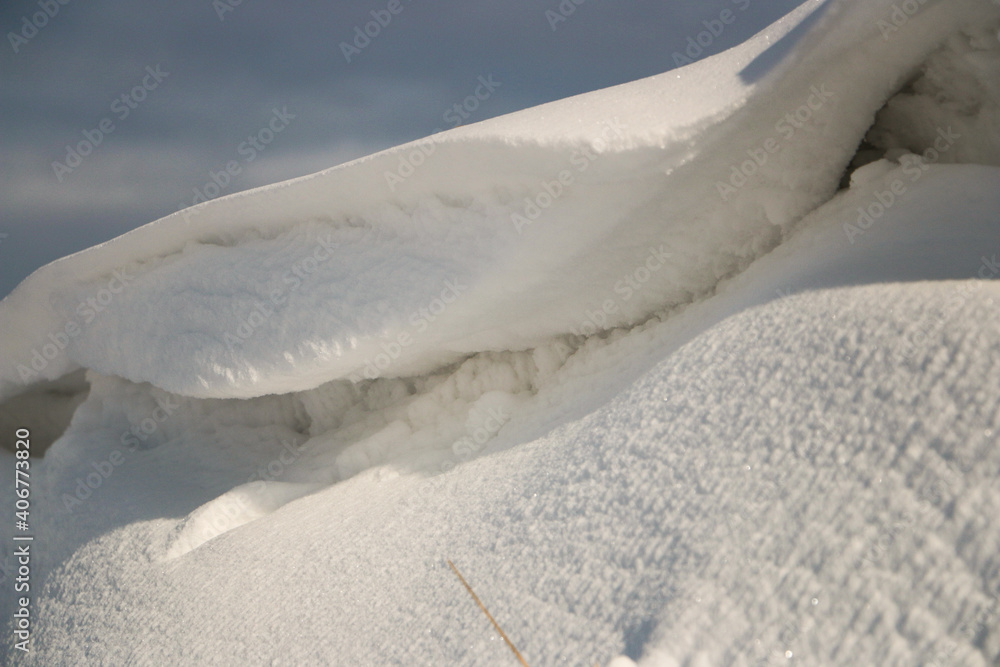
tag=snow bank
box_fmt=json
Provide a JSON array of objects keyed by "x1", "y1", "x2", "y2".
[
  {"x1": 2, "y1": 0, "x2": 997, "y2": 403},
  {"x1": 18, "y1": 276, "x2": 1000, "y2": 665},
  {"x1": 8, "y1": 158, "x2": 1000, "y2": 663},
  {"x1": 3, "y1": 0, "x2": 1000, "y2": 665}
]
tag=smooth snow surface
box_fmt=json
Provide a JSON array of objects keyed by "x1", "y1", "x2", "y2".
[{"x1": 2, "y1": 0, "x2": 1000, "y2": 665}]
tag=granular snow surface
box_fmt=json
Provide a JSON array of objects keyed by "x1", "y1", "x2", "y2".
[{"x1": 2, "y1": 1, "x2": 1000, "y2": 665}]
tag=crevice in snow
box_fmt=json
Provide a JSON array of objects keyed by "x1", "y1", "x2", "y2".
[
  {"x1": 866, "y1": 26, "x2": 1000, "y2": 165},
  {"x1": 840, "y1": 22, "x2": 1000, "y2": 188},
  {"x1": 0, "y1": 369, "x2": 89, "y2": 457},
  {"x1": 158, "y1": 340, "x2": 586, "y2": 557},
  {"x1": 839, "y1": 135, "x2": 888, "y2": 190}
]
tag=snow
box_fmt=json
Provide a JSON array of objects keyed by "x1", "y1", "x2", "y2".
[
  {"x1": 2, "y1": 0, "x2": 1000, "y2": 665},
  {"x1": 3, "y1": 0, "x2": 997, "y2": 403}
]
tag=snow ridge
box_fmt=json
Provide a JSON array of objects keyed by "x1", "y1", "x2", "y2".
[
  {"x1": 3, "y1": 1, "x2": 1000, "y2": 665},
  {"x1": 1, "y1": 0, "x2": 996, "y2": 405}
]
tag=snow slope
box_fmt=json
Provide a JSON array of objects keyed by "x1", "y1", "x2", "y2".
[
  {"x1": 2, "y1": 0, "x2": 1000, "y2": 665},
  {"x1": 29, "y1": 281, "x2": 1000, "y2": 667}
]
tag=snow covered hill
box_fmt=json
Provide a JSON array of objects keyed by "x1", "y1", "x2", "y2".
[{"x1": 2, "y1": 0, "x2": 1000, "y2": 665}]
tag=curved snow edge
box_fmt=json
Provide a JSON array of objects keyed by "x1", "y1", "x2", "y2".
[{"x1": 1, "y1": 0, "x2": 997, "y2": 404}]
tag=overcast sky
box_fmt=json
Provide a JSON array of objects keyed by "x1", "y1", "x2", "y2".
[{"x1": 0, "y1": 0, "x2": 806, "y2": 298}]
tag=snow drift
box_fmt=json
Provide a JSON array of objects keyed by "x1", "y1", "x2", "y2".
[
  {"x1": 2, "y1": 0, "x2": 998, "y2": 404},
  {"x1": 2, "y1": 0, "x2": 1000, "y2": 665}
]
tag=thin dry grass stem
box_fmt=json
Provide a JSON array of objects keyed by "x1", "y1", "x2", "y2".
[{"x1": 447, "y1": 559, "x2": 530, "y2": 667}]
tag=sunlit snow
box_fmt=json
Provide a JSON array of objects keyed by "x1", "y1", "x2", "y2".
[{"x1": 2, "y1": 0, "x2": 1000, "y2": 665}]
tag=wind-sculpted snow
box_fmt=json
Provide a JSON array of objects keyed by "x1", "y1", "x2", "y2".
[
  {"x1": 2, "y1": 0, "x2": 997, "y2": 403},
  {"x1": 3, "y1": 0, "x2": 1000, "y2": 665}
]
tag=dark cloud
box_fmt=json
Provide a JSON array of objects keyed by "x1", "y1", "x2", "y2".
[{"x1": 0, "y1": 0, "x2": 807, "y2": 298}]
